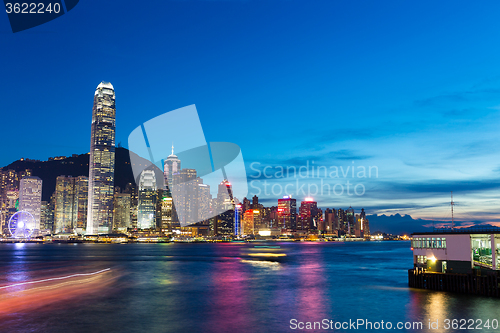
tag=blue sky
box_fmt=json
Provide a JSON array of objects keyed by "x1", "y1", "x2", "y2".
[{"x1": 2, "y1": 0, "x2": 500, "y2": 227}]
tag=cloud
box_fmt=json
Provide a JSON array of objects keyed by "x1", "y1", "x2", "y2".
[
  {"x1": 366, "y1": 213, "x2": 498, "y2": 235},
  {"x1": 414, "y1": 88, "x2": 500, "y2": 108},
  {"x1": 381, "y1": 179, "x2": 500, "y2": 194}
]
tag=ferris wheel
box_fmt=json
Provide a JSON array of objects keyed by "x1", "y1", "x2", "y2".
[{"x1": 8, "y1": 211, "x2": 35, "y2": 238}]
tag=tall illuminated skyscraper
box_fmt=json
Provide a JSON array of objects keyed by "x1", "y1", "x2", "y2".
[
  {"x1": 87, "y1": 81, "x2": 116, "y2": 234},
  {"x1": 216, "y1": 180, "x2": 234, "y2": 211},
  {"x1": 172, "y1": 168, "x2": 197, "y2": 224},
  {"x1": 298, "y1": 197, "x2": 320, "y2": 231},
  {"x1": 113, "y1": 192, "x2": 131, "y2": 231},
  {"x1": 73, "y1": 176, "x2": 88, "y2": 234},
  {"x1": 277, "y1": 196, "x2": 296, "y2": 230},
  {"x1": 138, "y1": 170, "x2": 157, "y2": 229},
  {"x1": 163, "y1": 145, "x2": 181, "y2": 190},
  {"x1": 55, "y1": 175, "x2": 75, "y2": 234},
  {"x1": 18, "y1": 176, "x2": 42, "y2": 233}
]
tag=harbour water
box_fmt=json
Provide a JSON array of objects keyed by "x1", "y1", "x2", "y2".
[{"x1": 1, "y1": 241, "x2": 499, "y2": 332}]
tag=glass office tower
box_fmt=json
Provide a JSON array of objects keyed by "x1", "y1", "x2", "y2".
[{"x1": 87, "y1": 81, "x2": 116, "y2": 234}]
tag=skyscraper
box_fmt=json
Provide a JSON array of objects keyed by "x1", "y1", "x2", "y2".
[
  {"x1": 197, "y1": 183, "x2": 211, "y2": 221},
  {"x1": 172, "y1": 168, "x2": 198, "y2": 224},
  {"x1": 277, "y1": 196, "x2": 296, "y2": 230},
  {"x1": 87, "y1": 82, "x2": 116, "y2": 234},
  {"x1": 234, "y1": 204, "x2": 242, "y2": 236},
  {"x1": 73, "y1": 176, "x2": 88, "y2": 233},
  {"x1": 40, "y1": 200, "x2": 51, "y2": 232},
  {"x1": 216, "y1": 180, "x2": 234, "y2": 212},
  {"x1": 298, "y1": 197, "x2": 321, "y2": 231},
  {"x1": 346, "y1": 206, "x2": 355, "y2": 236},
  {"x1": 138, "y1": 170, "x2": 157, "y2": 229},
  {"x1": 243, "y1": 209, "x2": 255, "y2": 235},
  {"x1": 18, "y1": 176, "x2": 42, "y2": 233},
  {"x1": 55, "y1": 175, "x2": 75, "y2": 234},
  {"x1": 163, "y1": 145, "x2": 181, "y2": 191},
  {"x1": 160, "y1": 195, "x2": 173, "y2": 232},
  {"x1": 113, "y1": 192, "x2": 131, "y2": 231},
  {"x1": 324, "y1": 208, "x2": 338, "y2": 234}
]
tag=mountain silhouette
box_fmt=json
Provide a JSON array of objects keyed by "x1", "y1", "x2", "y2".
[{"x1": 2, "y1": 147, "x2": 151, "y2": 201}]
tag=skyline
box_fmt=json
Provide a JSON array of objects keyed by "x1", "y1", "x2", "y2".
[{"x1": 2, "y1": 1, "x2": 500, "y2": 227}]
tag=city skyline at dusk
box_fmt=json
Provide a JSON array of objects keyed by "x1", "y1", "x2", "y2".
[
  {"x1": 3, "y1": 1, "x2": 500, "y2": 229},
  {"x1": 3, "y1": 2, "x2": 500, "y2": 332}
]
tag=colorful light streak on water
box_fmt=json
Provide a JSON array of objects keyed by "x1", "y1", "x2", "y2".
[
  {"x1": 0, "y1": 264, "x2": 119, "y2": 318},
  {"x1": 1, "y1": 242, "x2": 500, "y2": 332}
]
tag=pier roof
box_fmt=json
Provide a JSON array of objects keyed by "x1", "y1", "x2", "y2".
[{"x1": 412, "y1": 227, "x2": 500, "y2": 236}]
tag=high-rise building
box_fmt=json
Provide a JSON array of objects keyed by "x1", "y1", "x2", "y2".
[
  {"x1": 0, "y1": 169, "x2": 19, "y2": 233},
  {"x1": 73, "y1": 176, "x2": 88, "y2": 233},
  {"x1": 40, "y1": 200, "x2": 52, "y2": 232},
  {"x1": 298, "y1": 197, "x2": 319, "y2": 231},
  {"x1": 48, "y1": 192, "x2": 56, "y2": 232},
  {"x1": 216, "y1": 180, "x2": 234, "y2": 212},
  {"x1": 346, "y1": 206, "x2": 355, "y2": 236},
  {"x1": 124, "y1": 183, "x2": 138, "y2": 228},
  {"x1": 160, "y1": 195, "x2": 173, "y2": 232},
  {"x1": 324, "y1": 208, "x2": 338, "y2": 234},
  {"x1": 277, "y1": 196, "x2": 296, "y2": 230},
  {"x1": 242, "y1": 197, "x2": 251, "y2": 213},
  {"x1": 55, "y1": 176, "x2": 76, "y2": 234},
  {"x1": 138, "y1": 170, "x2": 157, "y2": 229},
  {"x1": 356, "y1": 208, "x2": 370, "y2": 238},
  {"x1": 164, "y1": 145, "x2": 181, "y2": 190},
  {"x1": 252, "y1": 195, "x2": 259, "y2": 209},
  {"x1": 337, "y1": 208, "x2": 346, "y2": 235},
  {"x1": 113, "y1": 192, "x2": 131, "y2": 231},
  {"x1": 243, "y1": 209, "x2": 255, "y2": 235},
  {"x1": 197, "y1": 183, "x2": 211, "y2": 222},
  {"x1": 87, "y1": 81, "x2": 116, "y2": 234},
  {"x1": 172, "y1": 168, "x2": 198, "y2": 224},
  {"x1": 242, "y1": 209, "x2": 261, "y2": 235},
  {"x1": 216, "y1": 209, "x2": 234, "y2": 235},
  {"x1": 18, "y1": 176, "x2": 42, "y2": 234},
  {"x1": 234, "y1": 204, "x2": 242, "y2": 236}
]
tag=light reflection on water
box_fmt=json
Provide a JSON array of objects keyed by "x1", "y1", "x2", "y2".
[{"x1": 0, "y1": 242, "x2": 499, "y2": 332}]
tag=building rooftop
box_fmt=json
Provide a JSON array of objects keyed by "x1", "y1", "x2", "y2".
[
  {"x1": 97, "y1": 81, "x2": 114, "y2": 90},
  {"x1": 413, "y1": 226, "x2": 500, "y2": 236}
]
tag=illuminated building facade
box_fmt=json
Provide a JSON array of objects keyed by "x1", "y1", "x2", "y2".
[
  {"x1": 113, "y1": 192, "x2": 131, "y2": 231},
  {"x1": 324, "y1": 208, "x2": 338, "y2": 234},
  {"x1": 124, "y1": 183, "x2": 138, "y2": 228},
  {"x1": 54, "y1": 175, "x2": 75, "y2": 233},
  {"x1": 87, "y1": 81, "x2": 116, "y2": 234},
  {"x1": 138, "y1": 170, "x2": 157, "y2": 229},
  {"x1": 217, "y1": 180, "x2": 234, "y2": 212},
  {"x1": 234, "y1": 204, "x2": 242, "y2": 236},
  {"x1": 18, "y1": 176, "x2": 42, "y2": 233},
  {"x1": 160, "y1": 195, "x2": 173, "y2": 232},
  {"x1": 298, "y1": 198, "x2": 320, "y2": 231},
  {"x1": 0, "y1": 169, "x2": 19, "y2": 233},
  {"x1": 355, "y1": 208, "x2": 369, "y2": 238},
  {"x1": 73, "y1": 176, "x2": 88, "y2": 233},
  {"x1": 164, "y1": 145, "x2": 181, "y2": 190},
  {"x1": 172, "y1": 168, "x2": 198, "y2": 224},
  {"x1": 243, "y1": 209, "x2": 260, "y2": 235},
  {"x1": 346, "y1": 206, "x2": 355, "y2": 235},
  {"x1": 40, "y1": 200, "x2": 52, "y2": 232},
  {"x1": 216, "y1": 209, "x2": 234, "y2": 235},
  {"x1": 243, "y1": 209, "x2": 254, "y2": 235},
  {"x1": 277, "y1": 196, "x2": 296, "y2": 230},
  {"x1": 197, "y1": 183, "x2": 211, "y2": 221}
]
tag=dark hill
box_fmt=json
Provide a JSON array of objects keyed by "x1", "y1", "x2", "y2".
[{"x1": 4, "y1": 147, "x2": 144, "y2": 201}]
